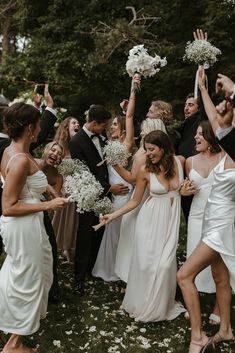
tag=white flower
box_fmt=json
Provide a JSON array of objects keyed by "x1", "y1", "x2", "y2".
[
  {"x1": 88, "y1": 325, "x2": 96, "y2": 332},
  {"x1": 65, "y1": 330, "x2": 73, "y2": 335},
  {"x1": 126, "y1": 44, "x2": 167, "y2": 78},
  {"x1": 183, "y1": 39, "x2": 221, "y2": 68},
  {"x1": 93, "y1": 197, "x2": 113, "y2": 217},
  {"x1": 64, "y1": 168, "x2": 104, "y2": 213},
  {"x1": 102, "y1": 140, "x2": 131, "y2": 166},
  {"x1": 53, "y1": 340, "x2": 61, "y2": 347},
  {"x1": 57, "y1": 158, "x2": 88, "y2": 176}
]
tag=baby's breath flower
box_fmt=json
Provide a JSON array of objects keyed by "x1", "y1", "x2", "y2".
[
  {"x1": 102, "y1": 140, "x2": 131, "y2": 166},
  {"x1": 183, "y1": 39, "x2": 221, "y2": 68}
]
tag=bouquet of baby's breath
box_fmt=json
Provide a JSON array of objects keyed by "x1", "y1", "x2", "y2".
[
  {"x1": 126, "y1": 45, "x2": 167, "y2": 92},
  {"x1": 64, "y1": 169, "x2": 104, "y2": 213},
  {"x1": 93, "y1": 197, "x2": 113, "y2": 217},
  {"x1": 57, "y1": 158, "x2": 88, "y2": 176},
  {"x1": 183, "y1": 40, "x2": 221, "y2": 69},
  {"x1": 97, "y1": 140, "x2": 131, "y2": 167}
]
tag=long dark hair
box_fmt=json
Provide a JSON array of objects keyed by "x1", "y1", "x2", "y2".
[
  {"x1": 198, "y1": 121, "x2": 221, "y2": 153},
  {"x1": 144, "y1": 130, "x2": 175, "y2": 179},
  {"x1": 4, "y1": 103, "x2": 40, "y2": 139}
]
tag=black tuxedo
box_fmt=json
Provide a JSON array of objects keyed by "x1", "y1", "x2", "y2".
[
  {"x1": 218, "y1": 128, "x2": 235, "y2": 162},
  {"x1": 69, "y1": 128, "x2": 110, "y2": 282}
]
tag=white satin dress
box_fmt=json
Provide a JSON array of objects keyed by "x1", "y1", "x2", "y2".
[
  {"x1": 0, "y1": 155, "x2": 53, "y2": 335},
  {"x1": 187, "y1": 156, "x2": 222, "y2": 293},
  {"x1": 202, "y1": 155, "x2": 235, "y2": 291},
  {"x1": 92, "y1": 165, "x2": 133, "y2": 281},
  {"x1": 114, "y1": 187, "x2": 149, "y2": 283},
  {"x1": 122, "y1": 157, "x2": 186, "y2": 322}
]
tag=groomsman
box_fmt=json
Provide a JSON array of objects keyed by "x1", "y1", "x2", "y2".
[
  {"x1": 176, "y1": 93, "x2": 207, "y2": 223},
  {"x1": 69, "y1": 105, "x2": 129, "y2": 295}
]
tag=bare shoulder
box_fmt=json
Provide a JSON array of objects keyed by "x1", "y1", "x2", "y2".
[
  {"x1": 176, "y1": 154, "x2": 185, "y2": 167},
  {"x1": 3, "y1": 152, "x2": 29, "y2": 174},
  {"x1": 138, "y1": 164, "x2": 148, "y2": 179}
]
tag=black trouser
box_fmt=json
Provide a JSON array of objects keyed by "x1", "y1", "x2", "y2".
[
  {"x1": 74, "y1": 211, "x2": 104, "y2": 282},
  {"x1": 43, "y1": 211, "x2": 59, "y2": 298},
  {"x1": 181, "y1": 195, "x2": 193, "y2": 225}
]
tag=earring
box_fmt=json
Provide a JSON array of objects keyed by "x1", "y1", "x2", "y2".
[{"x1": 208, "y1": 145, "x2": 211, "y2": 152}]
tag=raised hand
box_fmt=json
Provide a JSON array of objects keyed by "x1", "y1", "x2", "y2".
[
  {"x1": 193, "y1": 28, "x2": 208, "y2": 41},
  {"x1": 215, "y1": 99, "x2": 234, "y2": 128},
  {"x1": 216, "y1": 74, "x2": 235, "y2": 97},
  {"x1": 44, "y1": 83, "x2": 54, "y2": 108}
]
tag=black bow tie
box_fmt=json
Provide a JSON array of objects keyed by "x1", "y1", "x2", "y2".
[{"x1": 90, "y1": 133, "x2": 101, "y2": 140}]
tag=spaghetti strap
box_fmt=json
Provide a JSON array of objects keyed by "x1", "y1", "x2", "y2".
[
  {"x1": 5, "y1": 153, "x2": 40, "y2": 175},
  {"x1": 5, "y1": 153, "x2": 26, "y2": 174}
]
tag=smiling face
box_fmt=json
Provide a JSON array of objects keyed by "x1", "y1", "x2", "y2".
[
  {"x1": 145, "y1": 142, "x2": 164, "y2": 164},
  {"x1": 184, "y1": 97, "x2": 199, "y2": 118},
  {"x1": 44, "y1": 143, "x2": 63, "y2": 166},
  {"x1": 68, "y1": 118, "x2": 80, "y2": 138},
  {"x1": 110, "y1": 117, "x2": 121, "y2": 139},
  {"x1": 146, "y1": 104, "x2": 157, "y2": 119},
  {"x1": 194, "y1": 126, "x2": 209, "y2": 152}
]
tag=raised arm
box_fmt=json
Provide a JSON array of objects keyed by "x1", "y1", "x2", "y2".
[
  {"x1": 124, "y1": 74, "x2": 141, "y2": 151},
  {"x1": 198, "y1": 68, "x2": 218, "y2": 132}
]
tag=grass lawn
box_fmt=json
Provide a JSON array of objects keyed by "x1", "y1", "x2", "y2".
[{"x1": 0, "y1": 219, "x2": 235, "y2": 353}]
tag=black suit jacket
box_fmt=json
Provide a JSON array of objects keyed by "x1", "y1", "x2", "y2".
[
  {"x1": 176, "y1": 111, "x2": 207, "y2": 158},
  {"x1": 69, "y1": 128, "x2": 110, "y2": 195},
  {"x1": 218, "y1": 128, "x2": 235, "y2": 162}
]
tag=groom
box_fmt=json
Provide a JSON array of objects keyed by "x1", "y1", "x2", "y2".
[{"x1": 69, "y1": 104, "x2": 129, "y2": 295}]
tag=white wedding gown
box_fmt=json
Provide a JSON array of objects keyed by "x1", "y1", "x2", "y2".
[
  {"x1": 92, "y1": 165, "x2": 133, "y2": 281},
  {"x1": 0, "y1": 160, "x2": 53, "y2": 335},
  {"x1": 202, "y1": 155, "x2": 235, "y2": 291},
  {"x1": 122, "y1": 157, "x2": 186, "y2": 322},
  {"x1": 114, "y1": 187, "x2": 149, "y2": 282},
  {"x1": 187, "y1": 156, "x2": 222, "y2": 293}
]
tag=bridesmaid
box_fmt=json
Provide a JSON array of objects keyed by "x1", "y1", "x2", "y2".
[
  {"x1": 101, "y1": 130, "x2": 186, "y2": 322},
  {"x1": 177, "y1": 67, "x2": 235, "y2": 353},
  {"x1": 92, "y1": 75, "x2": 140, "y2": 281},
  {"x1": 52, "y1": 116, "x2": 80, "y2": 263},
  {"x1": 185, "y1": 121, "x2": 223, "y2": 325},
  {"x1": 114, "y1": 117, "x2": 167, "y2": 282},
  {"x1": 36, "y1": 141, "x2": 64, "y2": 302},
  {"x1": 0, "y1": 103, "x2": 68, "y2": 353}
]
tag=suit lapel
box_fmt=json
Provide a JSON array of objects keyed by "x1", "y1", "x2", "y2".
[{"x1": 80, "y1": 128, "x2": 103, "y2": 161}]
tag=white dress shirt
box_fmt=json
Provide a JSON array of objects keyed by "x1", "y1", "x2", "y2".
[{"x1": 83, "y1": 125, "x2": 103, "y2": 158}]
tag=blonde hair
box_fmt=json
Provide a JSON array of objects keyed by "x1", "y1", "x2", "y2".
[
  {"x1": 151, "y1": 100, "x2": 173, "y2": 123},
  {"x1": 141, "y1": 118, "x2": 167, "y2": 135}
]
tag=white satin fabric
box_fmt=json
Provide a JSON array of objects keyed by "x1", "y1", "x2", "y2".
[
  {"x1": 202, "y1": 155, "x2": 235, "y2": 291},
  {"x1": 122, "y1": 157, "x2": 186, "y2": 322},
  {"x1": 0, "y1": 170, "x2": 53, "y2": 335},
  {"x1": 187, "y1": 160, "x2": 218, "y2": 293},
  {"x1": 92, "y1": 165, "x2": 133, "y2": 281},
  {"x1": 114, "y1": 187, "x2": 149, "y2": 283}
]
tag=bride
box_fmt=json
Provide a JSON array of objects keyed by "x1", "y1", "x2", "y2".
[{"x1": 92, "y1": 75, "x2": 140, "y2": 281}]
